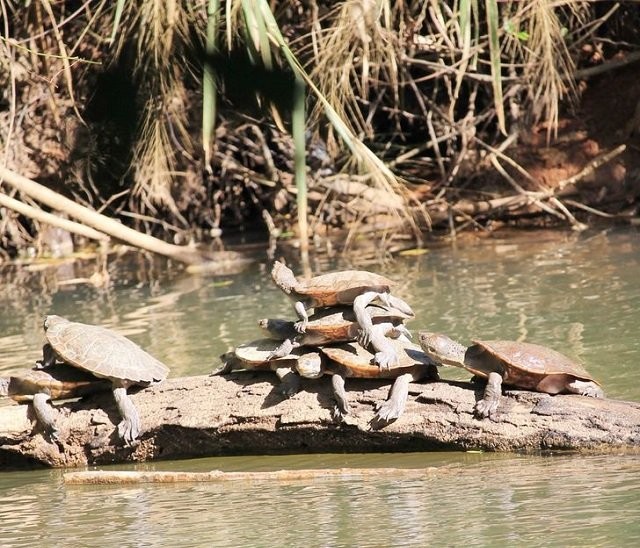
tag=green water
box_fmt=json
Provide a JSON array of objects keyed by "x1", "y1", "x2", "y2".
[{"x1": 1, "y1": 228, "x2": 640, "y2": 546}]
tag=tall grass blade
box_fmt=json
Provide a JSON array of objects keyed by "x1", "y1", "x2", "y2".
[
  {"x1": 485, "y1": 0, "x2": 506, "y2": 134},
  {"x1": 109, "y1": 0, "x2": 126, "y2": 43},
  {"x1": 203, "y1": 0, "x2": 220, "y2": 168},
  {"x1": 292, "y1": 78, "x2": 309, "y2": 267}
]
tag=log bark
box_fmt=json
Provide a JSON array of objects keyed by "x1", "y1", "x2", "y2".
[{"x1": 1, "y1": 373, "x2": 639, "y2": 469}]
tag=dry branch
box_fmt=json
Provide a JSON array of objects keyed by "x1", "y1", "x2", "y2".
[
  {"x1": 1, "y1": 373, "x2": 639, "y2": 469},
  {"x1": 0, "y1": 192, "x2": 110, "y2": 242},
  {"x1": 0, "y1": 166, "x2": 208, "y2": 265}
]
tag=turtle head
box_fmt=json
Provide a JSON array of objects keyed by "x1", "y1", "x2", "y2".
[
  {"x1": 418, "y1": 332, "x2": 467, "y2": 367},
  {"x1": 42, "y1": 315, "x2": 66, "y2": 332},
  {"x1": 258, "y1": 318, "x2": 296, "y2": 338},
  {"x1": 271, "y1": 261, "x2": 297, "y2": 294}
]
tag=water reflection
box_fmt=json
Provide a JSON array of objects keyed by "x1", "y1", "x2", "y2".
[
  {"x1": 1, "y1": 228, "x2": 640, "y2": 544},
  {"x1": 1, "y1": 453, "x2": 640, "y2": 546}
]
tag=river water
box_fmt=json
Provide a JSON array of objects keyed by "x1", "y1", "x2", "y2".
[{"x1": 1, "y1": 228, "x2": 639, "y2": 546}]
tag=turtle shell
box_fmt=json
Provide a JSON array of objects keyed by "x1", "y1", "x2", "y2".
[
  {"x1": 43, "y1": 315, "x2": 169, "y2": 385},
  {"x1": 233, "y1": 339, "x2": 323, "y2": 377},
  {"x1": 6, "y1": 364, "x2": 111, "y2": 402},
  {"x1": 320, "y1": 340, "x2": 432, "y2": 379},
  {"x1": 261, "y1": 305, "x2": 411, "y2": 344},
  {"x1": 470, "y1": 340, "x2": 600, "y2": 388},
  {"x1": 297, "y1": 270, "x2": 393, "y2": 304},
  {"x1": 234, "y1": 338, "x2": 300, "y2": 366}
]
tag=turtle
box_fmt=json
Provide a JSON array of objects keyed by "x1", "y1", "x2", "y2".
[
  {"x1": 0, "y1": 363, "x2": 111, "y2": 440},
  {"x1": 297, "y1": 338, "x2": 439, "y2": 425},
  {"x1": 418, "y1": 331, "x2": 604, "y2": 419},
  {"x1": 37, "y1": 315, "x2": 170, "y2": 445},
  {"x1": 270, "y1": 261, "x2": 414, "y2": 367},
  {"x1": 258, "y1": 304, "x2": 412, "y2": 361},
  {"x1": 212, "y1": 338, "x2": 323, "y2": 397}
]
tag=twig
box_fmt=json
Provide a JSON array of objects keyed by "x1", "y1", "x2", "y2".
[
  {"x1": 574, "y1": 50, "x2": 640, "y2": 80},
  {"x1": 554, "y1": 145, "x2": 626, "y2": 194}
]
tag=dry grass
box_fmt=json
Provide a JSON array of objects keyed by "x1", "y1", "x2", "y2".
[{"x1": 0, "y1": 0, "x2": 638, "y2": 254}]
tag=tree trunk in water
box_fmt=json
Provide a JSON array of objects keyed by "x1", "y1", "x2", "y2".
[{"x1": 1, "y1": 373, "x2": 639, "y2": 469}]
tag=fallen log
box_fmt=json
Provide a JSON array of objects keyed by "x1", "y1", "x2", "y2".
[
  {"x1": 1, "y1": 373, "x2": 639, "y2": 469},
  {"x1": 63, "y1": 467, "x2": 438, "y2": 485}
]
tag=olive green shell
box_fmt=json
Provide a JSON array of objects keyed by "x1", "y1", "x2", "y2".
[
  {"x1": 44, "y1": 315, "x2": 169, "y2": 384},
  {"x1": 4, "y1": 364, "x2": 111, "y2": 402},
  {"x1": 467, "y1": 340, "x2": 600, "y2": 387}
]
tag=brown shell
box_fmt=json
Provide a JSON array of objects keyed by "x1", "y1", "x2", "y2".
[
  {"x1": 320, "y1": 340, "x2": 432, "y2": 378},
  {"x1": 44, "y1": 315, "x2": 169, "y2": 385},
  {"x1": 471, "y1": 340, "x2": 599, "y2": 385},
  {"x1": 295, "y1": 270, "x2": 394, "y2": 306},
  {"x1": 7, "y1": 364, "x2": 111, "y2": 402},
  {"x1": 263, "y1": 305, "x2": 410, "y2": 344}
]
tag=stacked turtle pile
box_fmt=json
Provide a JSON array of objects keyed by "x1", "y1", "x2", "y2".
[{"x1": 214, "y1": 261, "x2": 439, "y2": 424}]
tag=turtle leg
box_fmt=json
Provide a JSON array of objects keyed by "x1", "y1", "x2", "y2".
[
  {"x1": 32, "y1": 392, "x2": 59, "y2": 440},
  {"x1": 373, "y1": 373, "x2": 412, "y2": 424},
  {"x1": 380, "y1": 294, "x2": 414, "y2": 318},
  {"x1": 293, "y1": 301, "x2": 310, "y2": 333},
  {"x1": 272, "y1": 365, "x2": 301, "y2": 397},
  {"x1": 475, "y1": 371, "x2": 503, "y2": 418},
  {"x1": 353, "y1": 291, "x2": 386, "y2": 347},
  {"x1": 267, "y1": 338, "x2": 297, "y2": 360},
  {"x1": 366, "y1": 324, "x2": 400, "y2": 370},
  {"x1": 331, "y1": 374, "x2": 350, "y2": 420},
  {"x1": 35, "y1": 343, "x2": 57, "y2": 369},
  {"x1": 112, "y1": 384, "x2": 140, "y2": 446},
  {"x1": 565, "y1": 379, "x2": 605, "y2": 398}
]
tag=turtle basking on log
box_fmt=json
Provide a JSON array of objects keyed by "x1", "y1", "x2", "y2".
[
  {"x1": 0, "y1": 363, "x2": 111, "y2": 440},
  {"x1": 36, "y1": 315, "x2": 170, "y2": 445},
  {"x1": 270, "y1": 261, "x2": 414, "y2": 367},
  {"x1": 418, "y1": 332, "x2": 604, "y2": 419}
]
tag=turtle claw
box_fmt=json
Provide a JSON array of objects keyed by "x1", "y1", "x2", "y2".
[
  {"x1": 267, "y1": 339, "x2": 294, "y2": 360},
  {"x1": 374, "y1": 349, "x2": 398, "y2": 370},
  {"x1": 474, "y1": 398, "x2": 499, "y2": 419},
  {"x1": 374, "y1": 400, "x2": 402, "y2": 423},
  {"x1": 48, "y1": 427, "x2": 61, "y2": 442},
  {"x1": 293, "y1": 320, "x2": 307, "y2": 334},
  {"x1": 357, "y1": 328, "x2": 372, "y2": 349},
  {"x1": 117, "y1": 417, "x2": 140, "y2": 447},
  {"x1": 331, "y1": 404, "x2": 349, "y2": 423}
]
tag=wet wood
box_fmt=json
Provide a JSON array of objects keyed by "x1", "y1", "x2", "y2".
[
  {"x1": 1, "y1": 373, "x2": 639, "y2": 469},
  {"x1": 64, "y1": 467, "x2": 436, "y2": 485}
]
